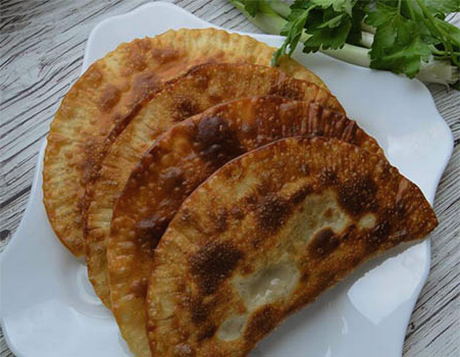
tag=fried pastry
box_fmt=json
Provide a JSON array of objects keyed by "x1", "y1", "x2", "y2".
[
  {"x1": 86, "y1": 63, "x2": 342, "y2": 308},
  {"x1": 146, "y1": 137, "x2": 437, "y2": 356},
  {"x1": 107, "y1": 96, "x2": 376, "y2": 357},
  {"x1": 43, "y1": 27, "x2": 326, "y2": 256}
]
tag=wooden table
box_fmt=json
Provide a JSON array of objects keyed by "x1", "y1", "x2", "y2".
[{"x1": 1, "y1": 1, "x2": 458, "y2": 356}]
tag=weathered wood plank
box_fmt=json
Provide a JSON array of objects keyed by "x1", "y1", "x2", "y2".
[
  {"x1": 0, "y1": 1, "x2": 458, "y2": 356},
  {"x1": 402, "y1": 105, "x2": 459, "y2": 356}
]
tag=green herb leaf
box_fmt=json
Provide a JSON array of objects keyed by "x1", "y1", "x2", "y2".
[
  {"x1": 425, "y1": 0, "x2": 460, "y2": 17},
  {"x1": 272, "y1": 6, "x2": 311, "y2": 65},
  {"x1": 434, "y1": 18, "x2": 460, "y2": 48},
  {"x1": 310, "y1": 0, "x2": 355, "y2": 15},
  {"x1": 232, "y1": 0, "x2": 460, "y2": 86},
  {"x1": 244, "y1": 0, "x2": 262, "y2": 17},
  {"x1": 304, "y1": 16, "x2": 352, "y2": 52},
  {"x1": 367, "y1": 2, "x2": 432, "y2": 77}
]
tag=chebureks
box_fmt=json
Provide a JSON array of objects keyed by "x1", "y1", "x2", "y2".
[
  {"x1": 108, "y1": 96, "x2": 378, "y2": 357},
  {"x1": 43, "y1": 27, "x2": 326, "y2": 257},
  {"x1": 146, "y1": 137, "x2": 437, "y2": 356},
  {"x1": 85, "y1": 64, "x2": 343, "y2": 309}
]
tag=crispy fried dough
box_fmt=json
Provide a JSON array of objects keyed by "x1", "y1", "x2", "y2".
[
  {"x1": 107, "y1": 96, "x2": 376, "y2": 357},
  {"x1": 146, "y1": 137, "x2": 437, "y2": 356},
  {"x1": 86, "y1": 63, "x2": 343, "y2": 309},
  {"x1": 43, "y1": 28, "x2": 326, "y2": 257}
]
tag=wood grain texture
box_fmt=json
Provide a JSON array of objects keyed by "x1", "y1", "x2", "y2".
[{"x1": 0, "y1": 1, "x2": 458, "y2": 356}]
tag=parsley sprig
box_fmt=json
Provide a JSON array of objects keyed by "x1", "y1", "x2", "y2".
[{"x1": 229, "y1": 0, "x2": 460, "y2": 87}]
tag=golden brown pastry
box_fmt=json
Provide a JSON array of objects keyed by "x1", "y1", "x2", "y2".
[
  {"x1": 146, "y1": 137, "x2": 437, "y2": 356},
  {"x1": 107, "y1": 96, "x2": 375, "y2": 357},
  {"x1": 43, "y1": 27, "x2": 326, "y2": 257},
  {"x1": 85, "y1": 63, "x2": 342, "y2": 309}
]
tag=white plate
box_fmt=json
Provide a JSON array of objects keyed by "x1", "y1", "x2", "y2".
[{"x1": 0, "y1": 2, "x2": 453, "y2": 357}]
